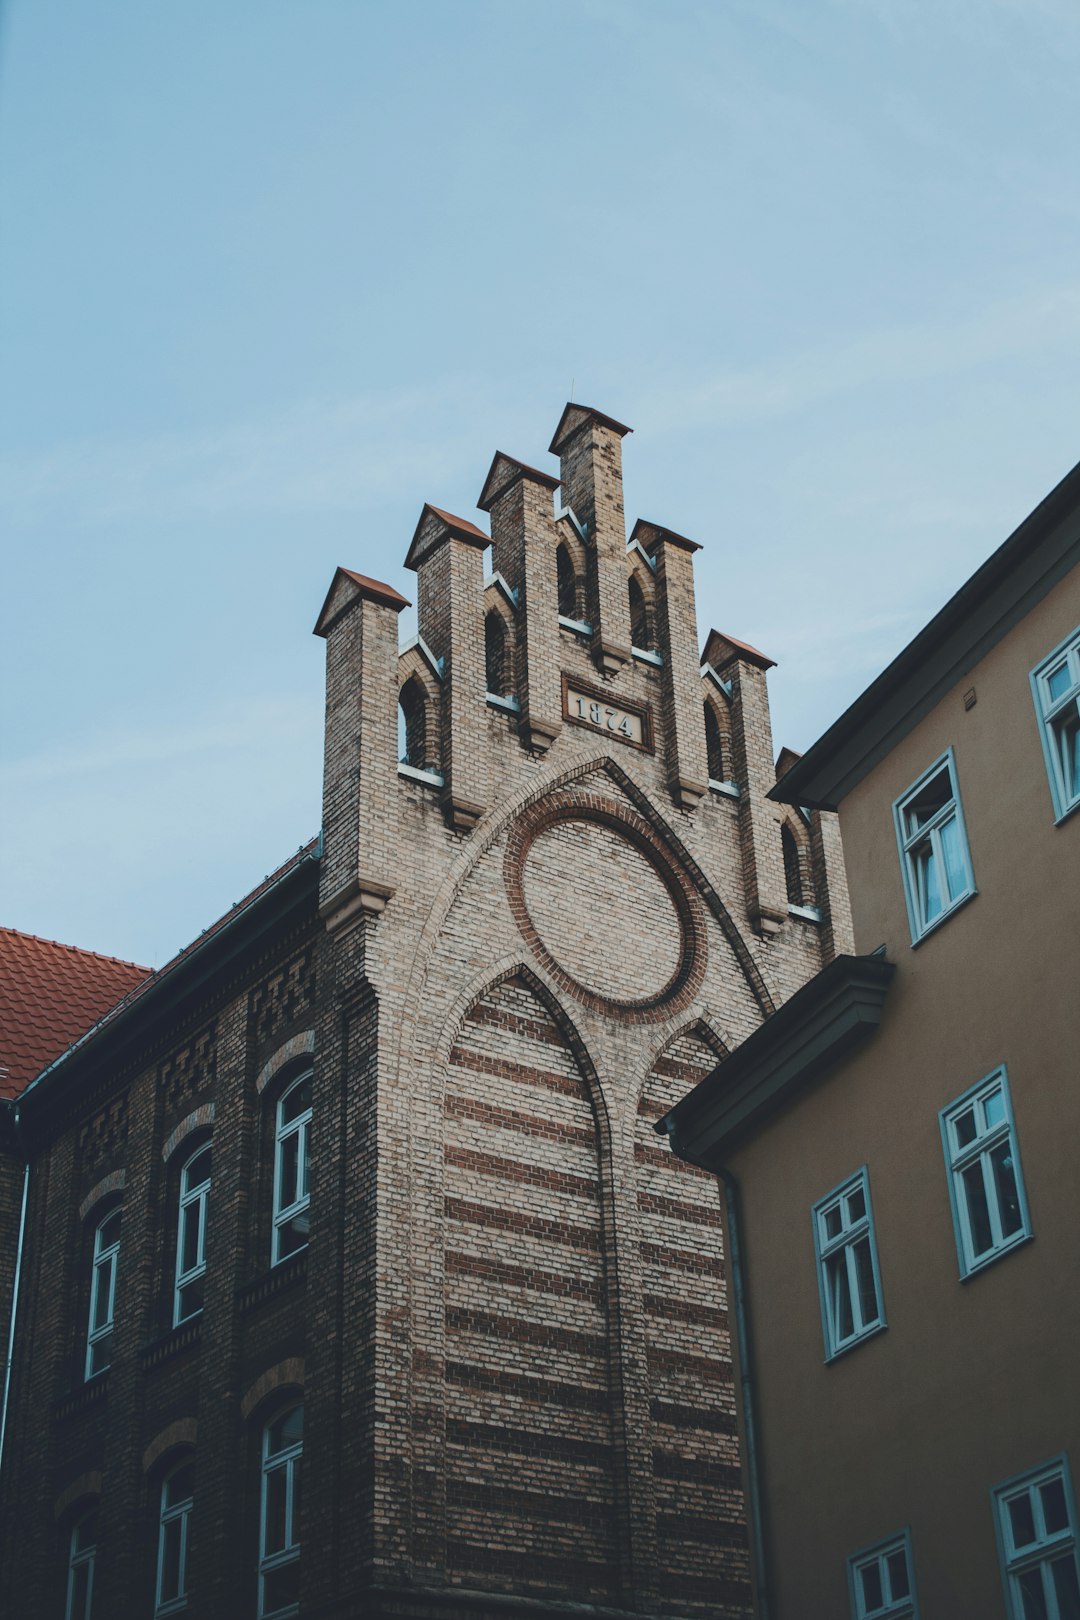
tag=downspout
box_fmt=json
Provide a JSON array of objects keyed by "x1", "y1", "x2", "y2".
[
  {"x1": 0, "y1": 1102, "x2": 30, "y2": 1480},
  {"x1": 716, "y1": 1165, "x2": 770, "y2": 1620}
]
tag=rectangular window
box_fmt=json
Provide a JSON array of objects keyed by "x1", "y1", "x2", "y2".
[
  {"x1": 812, "y1": 1169, "x2": 885, "y2": 1361},
  {"x1": 994, "y1": 1457, "x2": 1080, "y2": 1619},
  {"x1": 893, "y1": 749, "x2": 976, "y2": 943},
  {"x1": 174, "y1": 1144, "x2": 211, "y2": 1326},
  {"x1": 1031, "y1": 626, "x2": 1080, "y2": 823},
  {"x1": 848, "y1": 1529, "x2": 917, "y2": 1618},
  {"x1": 940, "y1": 1066, "x2": 1032, "y2": 1278},
  {"x1": 260, "y1": 1404, "x2": 303, "y2": 1618},
  {"x1": 85, "y1": 1208, "x2": 121, "y2": 1380}
]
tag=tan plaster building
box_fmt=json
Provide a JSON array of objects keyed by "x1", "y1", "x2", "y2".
[
  {"x1": 0, "y1": 403, "x2": 851, "y2": 1620},
  {"x1": 661, "y1": 458, "x2": 1080, "y2": 1617}
]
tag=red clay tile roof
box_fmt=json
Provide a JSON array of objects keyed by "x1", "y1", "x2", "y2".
[{"x1": 0, "y1": 930, "x2": 150, "y2": 1100}]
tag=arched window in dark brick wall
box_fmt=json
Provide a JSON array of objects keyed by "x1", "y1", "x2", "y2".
[
  {"x1": 398, "y1": 678, "x2": 428, "y2": 769},
  {"x1": 557, "y1": 543, "x2": 579, "y2": 619},
  {"x1": 485, "y1": 612, "x2": 509, "y2": 697},
  {"x1": 628, "y1": 575, "x2": 654, "y2": 651},
  {"x1": 705, "y1": 703, "x2": 726, "y2": 783},
  {"x1": 782, "y1": 824, "x2": 804, "y2": 907}
]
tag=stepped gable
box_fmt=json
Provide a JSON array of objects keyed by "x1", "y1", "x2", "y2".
[{"x1": 0, "y1": 928, "x2": 149, "y2": 1098}]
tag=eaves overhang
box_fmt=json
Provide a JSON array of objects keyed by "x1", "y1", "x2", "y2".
[
  {"x1": 770, "y1": 456, "x2": 1080, "y2": 809},
  {"x1": 654, "y1": 954, "x2": 895, "y2": 1168}
]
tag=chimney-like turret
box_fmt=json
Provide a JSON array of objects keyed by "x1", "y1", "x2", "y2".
[
  {"x1": 405, "y1": 505, "x2": 489, "y2": 830},
  {"x1": 478, "y1": 452, "x2": 562, "y2": 753},
  {"x1": 313, "y1": 568, "x2": 410, "y2": 930},
  {"x1": 549, "y1": 403, "x2": 632, "y2": 676},
  {"x1": 630, "y1": 521, "x2": 708, "y2": 810}
]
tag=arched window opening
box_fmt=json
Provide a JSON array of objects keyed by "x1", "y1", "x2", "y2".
[
  {"x1": 397, "y1": 679, "x2": 427, "y2": 769},
  {"x1": 485, "y1": 612, "x2": 509, "y2": 697},
  {"x1": 156, "y1": 1458, "x2": 194, "y2": 1617},
  {"x1": 259, "y1": 1403, "x2": 303, "y2": 1620},
  {"x1": 85, "y1": 1207, "x2": 121, "y2": 1380},
  {"x1": 65, "y1": 1507, "x2": 97, "y2": 1620},
  {"x1": 272, "y1": 1073, "x2": 312, "y2": 1266},
  {"x1": 705, "y1": 704, "x2": 726, "y2": 784},
  {"x1": 628, "y1": 576, "x2": 654, "y2": 651},
  {"x1": 783, "y1": 825, "x2": 805, "y2": 908},
  {"x1": 557, "y1": 544, "x2": 578, "y2": 619},
  {"x1": 174, "y1": 1142, "x2": 211, "y2": 1326}
]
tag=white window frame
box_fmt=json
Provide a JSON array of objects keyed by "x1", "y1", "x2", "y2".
[
  {"x1": 155, "y1": 1457, "x2": 194, "y2": 1616},
  {"x1": 940, "y1": 1065, "x2": 1032, "y2": 1279},
  {"x1": 848, "y1": 1528, "x2": 918, "y2": 1618},
  {"x1": 993, "y1": 1455, "x2": 1080, "y2": 1620},
  {"x1": 272, "y1": 1073, "x2": 312, "y2": 1266},
  {"x1": 65, "y1": 1508, "x2": 97, "y2": 1620},
  {"x1": 1030, "y1": 625, "x2": 1080, "y2": 824},
  {"x1": 85, "y1": 1207, "x2": 121, "y2": 1380},
  {"x1": 892, "y1": 748, "x2": 976, "y2": 944},
  {"x1": 812, "y1": 1168, "x2": 886, "y2": 1362},
  {"x1": 259, "y1": 1405, "x2": 303, "y2": 1619},
  {"x1": 173, "y1": 1144, "x2": 212, "y2": 1326}
]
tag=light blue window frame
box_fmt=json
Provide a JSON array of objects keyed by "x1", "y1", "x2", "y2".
[
  {"x1": 993, "y1": 1454, "x2": 1080, "y2": 1620},
  {"x1": 1030, "y1": 625, "x2": 1080, "y2": 824},
  {"x1": 892, "y1": 747, "x2": 976, "y2": 945},
  {"x1": 939, "y1": 1065, "x2": 1032, "y2": 1280},
  {"x1": 847, "y1": 1527, "x2": 918, "y2": 1618},
  {"x1": 812, "y1": 1167, "x2": 886, "y2": 1362}
]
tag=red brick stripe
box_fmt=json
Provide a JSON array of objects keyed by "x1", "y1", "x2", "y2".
[
  {"x1": 447, "y1": 1308, "x2": 607, "y2": 1359},
  {"x1": 446, "y1": 1360, "x2": 609, "y2": 1412},
  {"x1": 648, "y1": 1347, "x2": 734, "y2": 1382},
  {"x1": 446, "y1": 1092, "x2": 595, "y2": 1146},
  {"x1": 444, "y1": 1197, "x2": 600, "y2": 1250},
  {"x1": 448, "y1": 1045, "x2": 584, "y2": 1098},
  {"x1": 447, "y1": 1419, "x2": 613, "y2": 1467},
  {"x1": 637, "y1": 1191, "x2": 722, "y2": 1227},
  {"x1": 643, "y1": 1294, "x2": 729, "y2": 1329},
  {"x1": 639, "y1": 1240, "x2": 723, "y2": 1276},
  {"x1": 652, "y1": 1449, "x2": 743, "y2": 1486},
  {"x1": 446, "y1": 1249, "x2": 602, "y2": 1303},
  {"x1": 446, "y1": 1145, "x2": 598, "y2": 1201}
]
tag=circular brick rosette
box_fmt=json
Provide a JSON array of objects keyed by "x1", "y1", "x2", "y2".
[{"x1": 504, "y1": 790, "x2": 707, "y2": 1021}]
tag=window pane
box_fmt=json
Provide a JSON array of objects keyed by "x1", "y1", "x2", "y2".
[
  {"x1": 262, "y1": 1559, "x2": 299, "y2": 1616},
  {"x1": 886, "y1": 1547, "x2": 910, "y2": 1598},
  {"x1": 263, "y1": 1465, "x2": 289, "y2": 1555},
  {"x1": 953, "y1": 1107, "x2": 977, "y2": 1149},
  {"x1": 91, "y1": 1260, "x2": 114, "y2": 1332},
  {"x1": 276, "y1": 1212, "x2": 309, "y2": 1259},
  {"x1": 75, "y1": 1511, "x2": 98, "y2": 1553},
  {"x1": 989, "y1": 1141, "x2": 1023, "y2": 1238},
  {"x1": 847, "y1": 1186, "x2": 866, "y2": 1223},
  {"x1": 267, "y1": 1405, "x2": 303, "y2": 1456},
  {"x1": 293, "y1": 1458, "x2": 302, "y2": 1540},
  {"x1": 159, "y1": 1512, "x2": 184, "y2": 1603},
  {"x1": 852, "y1": 1237, "x2": 879, "y2": 1328},
  {"x1": 185, "y1": 1146, "x2": 211, "y2": 1189},
  {"x1": 823, "y1": 1205, "x2": 842, "y2": 1241},
  {"x1": 1053, "y1": 705, "x2": 1080, "y2": 799},
  {"x1": 177, "y1": 1277, "x2": 204, "y2": 1321},
  {"x1": 827, "y1": 1252, "x2": 854, "y2": 1342},
  {"x1": 278, "y1": 1132, "x2": 299, "y2": 1211},
  {"x1": 983, "y1": 1088, "x2": 1006, "y2": 1129},
  {"x1": 1050, "y1": 1553, "x2": 1080, "y2": 1620},
  {"x1": 939, "y1": 813, "x2": 967, "y2": 902},
  {"x1": 166, "y1": 1462, "x2": 195, "y2": 1508},
  {"x1": 906, "y1": 768, "x2": 950, "y2": 829},
  {"x1": 180, "y1": 1201, "x2": 202, "y2": 1275},
  {"x1": 1047, "y1": 662, "x2": 1072, "y2": 701},
  {"x1": 1041, "y1": 1477, "x2": 1070, "y2": 1536},
  {"x1": 915, "y1": 841, "x2": 941, "y2": 922},
  {"x1": 962, "y1": 1161, "x2": 994, "y2": 1256},
  {"x1": 859, "y1": 1560, "x2": 884, "y2": 1611},
  {"x1": 99, "y1": 1210, "x2": 121, "y2": 1251},
  {"x1": 70, "y1": 1560, "x2": 92, "y2": 1620},
  {"x1": 1018, "y1": 1565, "x2": 1050, "y2": 1620},
  {"x1": 88, "y1": 1331, "x2": 111, "y2": 1377},
  {"x1": 299, "y1": 1122, "x2": 311, "y2": 1201},
  {"x1": 1009, "y1": 1491, "x2": 1038, "y2": 1548},
  {"x1": 280, "y1": 1077, "x2": 312, "y2": 1126}
]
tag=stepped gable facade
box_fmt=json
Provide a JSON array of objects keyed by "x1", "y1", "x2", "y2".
[{"x1": 0, "y1": 402, "x2": 851, "y2": 1620}]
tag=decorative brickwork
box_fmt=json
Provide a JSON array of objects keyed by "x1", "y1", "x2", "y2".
[
  {"x1": 77, "y1": 1092, "x2": 128, "y2": 1176},
  {"x1": 249, "y1": 950, "x2": 316, "y2": 1047},
  {"x1": 161, "y1": 1024, "x2": 217, "y2": 1114}
]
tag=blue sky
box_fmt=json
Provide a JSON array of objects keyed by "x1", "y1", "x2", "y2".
[{"x1": 2, "y1": 0, "x2": 1079, "y2": 967}]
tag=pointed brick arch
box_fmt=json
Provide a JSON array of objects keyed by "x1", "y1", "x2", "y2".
[
  {"x1": 441, "y1": 970, "x2": 622, "y2": 1603},
  {"x1": 635, "y1": 1027, "x2": 752, "y2": 1614}
]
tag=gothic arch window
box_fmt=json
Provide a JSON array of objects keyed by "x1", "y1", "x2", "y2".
[
  {"x1": 628, "y1": 575, "x2": 655, "y2": 651},
  {"x1": 485, "y1": 611, "x2": 510, "y2": 697},
  {"x1": 782, "y1": 823, "x2": 805, "y2": 907},
  {"x1": 704, "y1": 703, "x2": 726, "y2": 784},
  {"x1": 397, "y1": 678, "x2": 428, "y2": 769},
  {"x1": 556, "y1": 543, "x2": 579, "y2": 620}
]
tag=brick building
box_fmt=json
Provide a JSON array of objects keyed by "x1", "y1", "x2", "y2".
[{"x1": 0, "y1": 403, "x2": 851, "y2": 1620}]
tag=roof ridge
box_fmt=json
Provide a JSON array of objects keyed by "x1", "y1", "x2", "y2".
[{"x1": 0, "y1": 926, "x2": 150, "y2": 974}]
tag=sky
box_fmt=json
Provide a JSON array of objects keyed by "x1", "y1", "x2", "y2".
[{"x1": 2, "y1": 0, "x2": 1079, "y2": 968}]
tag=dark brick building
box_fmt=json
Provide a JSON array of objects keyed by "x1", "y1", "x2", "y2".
[{"x1": 0, "y1": 403, "x2": 851, "y2": 1620}]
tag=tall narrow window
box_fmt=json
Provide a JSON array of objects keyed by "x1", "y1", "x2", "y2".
[
  {"x1": 628, "y1": 576, "x2": 654, "y2": 651},
  {"x1": 397, "y1": 679, "x2": 427, "y2": 769},
  {"x1": 65, "y1": 1507, "x2": 97, "y2": 1620},
  {"x1": 260, "y1": 1404, "x2": 303, "y2": 1619},
  {"x1": 85, "y1": 1207, "x2": 121, "y2": 1379},
  {"x1": 156, "y1": 1458, "x2": 194, "y2": 1616},
  {"x1": 994, "y1": 1457, "x2": 1080, "y2": 1620},
  {"x1": 782, "y1": 824, "x2": 805, "y2": 907},
  {"x1": 940, "y1": 1066, "x2": 1031, "y2": 1278},
  {"x1": 485, "y1": 612, "x2": 508, "y2": 697},
  {"x1": 705, "y1": 703, "x2": 726, "y2": 785},
  {"x1": 174, "y1": 1144, "x2": 211, "y2": 1325},
  {"x1": 848, "y1": 1530, "x2": 917, "y2": 1618},
  {"x1": 893, "y1": 750, "x2": 975, "y2": 943},
  {"x1": 1031, "y1": 626, "x2": 1080, "y2": 822},
  {"x1": 273, "y1": 1074, "x2": 312, "y2": 1265},
  {"x1": 556, "y1": 543, "x2": 578, "y2": 619},
  {"x1": 812, "y1": 1169, "x2": 885, "y2": 1360}
]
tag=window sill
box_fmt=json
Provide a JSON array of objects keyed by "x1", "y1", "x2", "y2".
[
  {"x1": 959, "y1": 1228, "x2": 1033, "y2": 1283},
  {"x1": 823, "y1": 1319, "x2": 888, "y2": 1365},
  {"x1": 486, "y1": 692, "x2": 520, "y2": 713},
  {"x1": 631, "y1": 646, "x2": 663, "y2": 668},
  {"x1": 398, "y1": 763, "x2": 444, "y2": 788},
  {"x1": 909, "y1": 886, "x2": 977, "y2": 948},
  {"x1": 558, "y1": 615, "x2": 593, "y2": 637},
  {"x1": 141, "y1": 1316, "x2": 202, "y2": 1370},
  {"x1": 788, "y1": 903, "x2": 823, "y2": 923},
  {"x1": 238, "y1": 1249, "x2": 307, "y2": 1313},
  {"x1": 708, "y1": 779, "x2": 740, "y2": 800}
]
